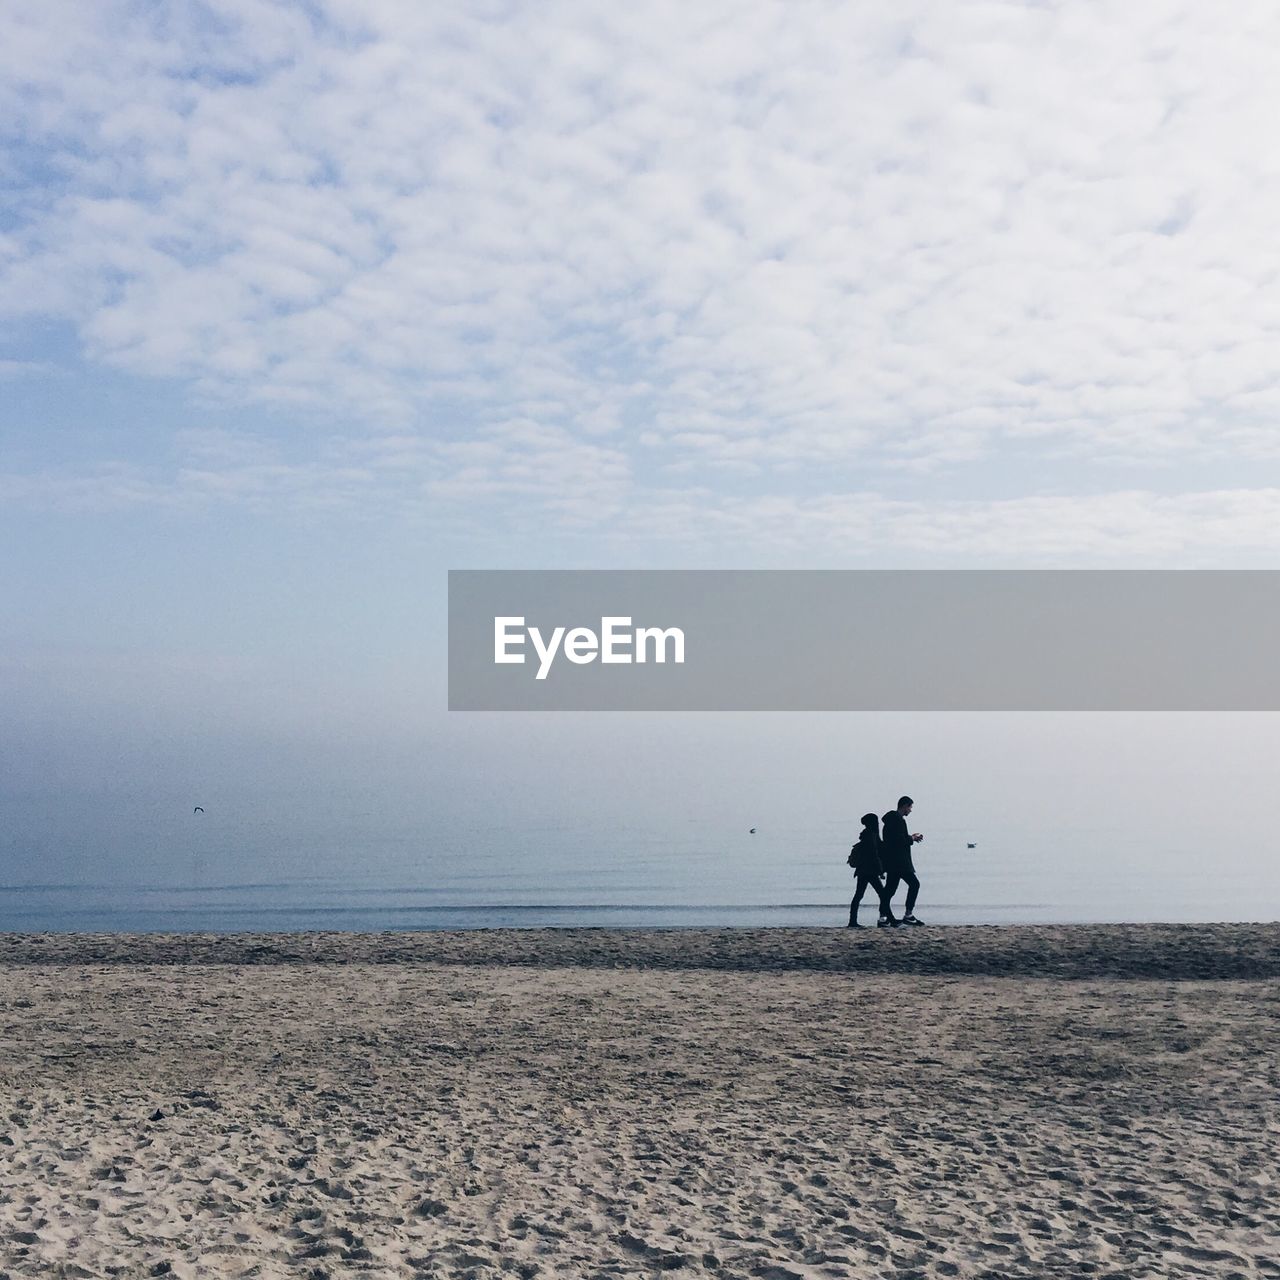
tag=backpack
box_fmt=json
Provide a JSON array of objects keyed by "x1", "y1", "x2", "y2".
[{"x1": 846, "y1": 844, "x2": 857, "y2": 868}]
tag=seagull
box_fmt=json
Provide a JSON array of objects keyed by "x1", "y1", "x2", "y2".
[
  {"x1": 966, "y1": 842, "x2": 976, "y2": 848},
  {"x1": 194, "y1": 807, "x2": 205, "y2": 814},
  {"x1": 749, "y1": 827, "x2": 757, "y2": 834}
]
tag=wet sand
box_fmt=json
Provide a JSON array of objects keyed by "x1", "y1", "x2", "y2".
[{"x1": 2, "y1": 925, "x2": 1278, "y2": 1278}]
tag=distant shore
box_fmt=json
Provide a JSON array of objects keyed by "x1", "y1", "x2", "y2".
[{"x1": 2, "y1": 920, "x2": 1279, "y2": 978}]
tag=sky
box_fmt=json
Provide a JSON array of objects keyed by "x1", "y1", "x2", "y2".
[{"x1": 3, "y1": 1, "x2": 1280, "y2": 903}]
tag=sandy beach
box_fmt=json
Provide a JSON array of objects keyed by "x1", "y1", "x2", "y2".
[{"x1": 2, "y1": 925, "x2": 1278, "y2": 1279}]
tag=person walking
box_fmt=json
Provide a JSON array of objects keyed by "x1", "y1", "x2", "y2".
[
  {"x1": 882, "y1": 795, "x2": 925, "y2": 925},
  {"x1": 847, "y1": 812, "x2": 898, "y2": 928}
]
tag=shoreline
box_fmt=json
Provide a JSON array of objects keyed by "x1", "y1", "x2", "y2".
[{"x1": 2, "y1": 921, "x2": 1279, "y2": 978}]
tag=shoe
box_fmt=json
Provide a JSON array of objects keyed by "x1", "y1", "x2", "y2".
[
  {"x1": 847, "y1": 920, "x2": 862, "y2": 928},
  {"x1": 902, "y1": 914, "x2": 925, "y2": 926},
  {"x1": 876, "y1": 916, "x2": 899, "y2": 928}
]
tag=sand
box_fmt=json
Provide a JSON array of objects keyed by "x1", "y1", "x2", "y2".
[{"x1": 1, "y1": 926, "x2": 1277, "y2": 1279}]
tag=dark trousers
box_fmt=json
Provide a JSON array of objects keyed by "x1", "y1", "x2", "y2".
[
  {"x1": 883, "y1": 867, "x2": 920, "y2": 916},
  {"x1": 850, "y1": 873, "x2": 894, "y2": 923}
]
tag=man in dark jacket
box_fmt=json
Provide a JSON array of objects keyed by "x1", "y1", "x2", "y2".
[{"x1": 882, "y1": 795, "x2": 925, "y2": 925}]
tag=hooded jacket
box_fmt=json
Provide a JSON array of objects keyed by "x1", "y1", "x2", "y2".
[
  {"x1": 850, "y1": 827, "x2": 884, "y2": 876},
  {"x1": 881, "y1": 810, "x2": 915, "y2": 873}
]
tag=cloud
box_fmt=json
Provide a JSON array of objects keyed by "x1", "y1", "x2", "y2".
[
  {"x1": 0, "y1": 358, "x2": 54, "y2": 378},
  {"x1": 5, "y1": 425, "x2": 1280, "y2": 564},
  {"x1": 580, "y1": 487, "x2": 1280, "y2": 564},
  {"x1": 3, "y1": 0, "x2": 1280, "y2": 550}
]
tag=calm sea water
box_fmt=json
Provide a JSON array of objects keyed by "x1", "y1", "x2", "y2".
[{"x1": 2, "y1": 790, "x2": 1275, "y2": 930}]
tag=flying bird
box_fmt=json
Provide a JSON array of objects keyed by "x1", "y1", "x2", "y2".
[
  {"x1": 966, "y1": 842, "x2": 976, "y2": 848},
  {"x1": 749, "y1": 827, "x2": 757, "y2": 834},
  {"x1": 194, "y1": 807, "x2": 204, "y2": 814}
]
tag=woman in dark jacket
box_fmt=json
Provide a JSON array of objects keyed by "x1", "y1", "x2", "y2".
[{"x1": 848, "y1": 813, "x2": 898, "y2": 928}]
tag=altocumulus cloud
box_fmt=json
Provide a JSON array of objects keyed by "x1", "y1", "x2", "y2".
[{"x1": 3, "y1": 0, "x2": 1280, "y2": 558}]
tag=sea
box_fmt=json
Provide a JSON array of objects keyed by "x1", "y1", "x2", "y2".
[{"x1": 2, "y1": 790, "x2": 1275, "y2": 931}]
